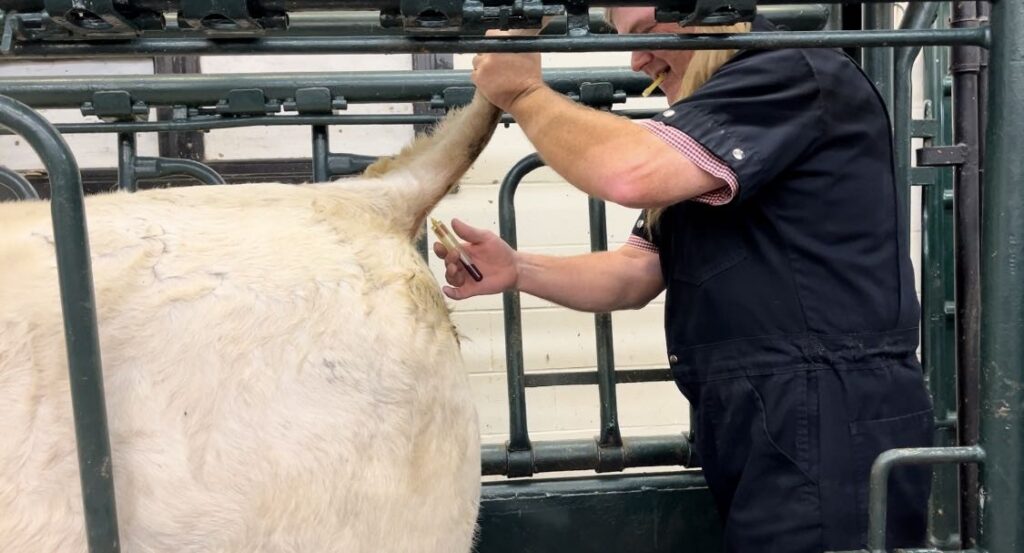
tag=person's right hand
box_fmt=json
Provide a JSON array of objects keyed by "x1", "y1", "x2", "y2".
[{"x1": 432, "y1": 218, "x2": 519, "y2": 300}]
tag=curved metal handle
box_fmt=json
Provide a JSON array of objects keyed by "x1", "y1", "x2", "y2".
[
  {"x1": 0, "y1": 164, "x2": 39, "y2": 200},
  {"x1": 0, "y1": 94, "x2": 120, "y2": 553}
]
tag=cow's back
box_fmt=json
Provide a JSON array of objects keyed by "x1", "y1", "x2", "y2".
[{"x1": 0, "y1": 183, "x2": 480, "y2": 552}]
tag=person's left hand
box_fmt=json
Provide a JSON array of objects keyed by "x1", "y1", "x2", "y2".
[{"x1": 471, "y1": 29, "x2": 545, "y2": 112}]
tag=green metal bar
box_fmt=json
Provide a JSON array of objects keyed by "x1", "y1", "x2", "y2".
[
  {"x1": 0, "y1": 94, "x2": 120, "y2": 553},
  {"x1": 311, "y1": 125, "x2": 330, "y2": 182},
  {"x1": 587, "y1": 198, "x2": 623, "y2": 463},
  {"x1": 3, "y1": 6, "x2": 829, "y2": 38},
  {"x1": 0, "y1": 164, "x2": 39, "y2": 199},
  {"x1": 116, "y1": 132, "x2": 137, "y2": 192},
  {"x1": 481, "y1": 435, "x2": 689, "y2": 476},
  {"x1": 978, "y1": 0, "x2": 1024, "y2": 550},
  {"x1": 497, "y1": 153, "x2": 544, "y2": 476},
  {"x1": 133, "y1": 156, "x2": 226, "y2": 184},
  {"x1": 867, "y1": 446, "x2": 985, "y2": 553},
  {"x1": 0, "y1": 0, "x2": 959, "y2": 28},
  {"x1": 0, "y1": 109, "x2": 661, "y2": 135},
  {"x1": 951, "y1": 2, "x2": 984, "y2": 545},
  {"x1": 864, "y1": 3, "x2": 895, "y2": 109},
  {"x1": 894, "y1": 1, "x2": 939, "y2": 181},
  {"x1": 0, "y1": 69, "x2": 654, "y2": 109},
  {"x1": 1, "y1": 28, "x2": 989, "y2": 58},
  {"x1": 920, "y1": 7, "x2": 960, "y2": 543},
  {"x1": 524, "y1": 368, "x2": 672, "y2": 387},
  {"x1": 327, "y1": 152, "x2": 378, "y2": 176}
]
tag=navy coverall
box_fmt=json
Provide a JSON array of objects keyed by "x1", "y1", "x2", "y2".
[{"x1": 631, "y1": 17, "x2": 934, "y2": 553}]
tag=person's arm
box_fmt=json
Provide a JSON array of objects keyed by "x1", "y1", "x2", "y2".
[
  {"x1": 434, "y1": 219, "x2": 663, "y2": 312},
  {"x1": 470, "y1": 53, "x2": 726, "y2": 208},
  {"x1": 511, "y1": 87, "x2": 724, "y2": 208},
  {"x1": 515, "y1": 246, "x2": 664, "y2": 312}
]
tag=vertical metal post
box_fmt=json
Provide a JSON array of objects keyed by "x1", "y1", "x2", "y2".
[
  {"x1": 587, "y1": 197, "x2": 623, "y2": 464},
  {"x1": 826, "y1": 3, "x2": 842, "y2": 31},
  {"x1": 0, "y1": 95, "x2": 120, "y2": 553},
  {"x1": 976, "y1": 0, "x2": 990, "y2": 183},
  {"x1": 894, "y1": 2, "x2": 939, "y2": 237},
  {"x1": 311, "y1": 125, "x2": 330, "y2": 183},
  {"x1": 153, "y1": 56, "x2": 205, "y2": 162},
  {"x1": 116, "y1": 132, "x2": 137, "y2": 192},
  {"x1": 951, "y1": 2, "x2": 983, "y2": 546},
  {"x1": 978, "y1": 0, "x2": 1024, "y2": 550},
  {"x1": 921, "y1": 13, "x2": 960, "y2": 543},
  {"x1": 863, "y1": 3, "x2": 894, "y2": 110},
  {"x1": 498, "y1": 153, "x2": 544, "y2": 476}
]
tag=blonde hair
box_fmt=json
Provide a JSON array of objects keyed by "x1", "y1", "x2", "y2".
[
  {"x1": 605, "y1": 9, "x2": 751, "y2": 234},
  {"x1": 646, "y1": 22, "x2": 749, "y2": 233}
]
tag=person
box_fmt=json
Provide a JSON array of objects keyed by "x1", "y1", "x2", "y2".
[{"x1": 435, "y1": 8, "x2": 934, "y2": 553}]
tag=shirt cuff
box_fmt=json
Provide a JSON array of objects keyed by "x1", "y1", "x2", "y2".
[
  {"x1": 638, "y1": 120, "x2": 739, "y2": 206},
  {"x1": 626, "y1": 234, "x2": 659, "y2": 254}
]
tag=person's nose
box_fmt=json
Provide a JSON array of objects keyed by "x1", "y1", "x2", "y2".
[{"x1": 631, "y1": 50, "x2": 655, "y2": 74}]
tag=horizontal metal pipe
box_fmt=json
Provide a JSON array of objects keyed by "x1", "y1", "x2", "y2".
[
  {"x1": 134, "y1": 156, "x2": 226, "y2": 184},
  {"x1": 0, "y1": 68, "x2": 653, "y2": 108},
  {"x1": 481, "y1": 435, "x2": 690, "y2": 476},
  {"x1": 2, "y1": 4, "x2": 830, "y2": 37},
  {"x1": 0, "y1": 109, "x2": 662, "y2": 134},
  {"x1": 1, "y1": 27, "x2": 988, "y2": 58},
  {"x1": 0, "y1": 0, "x2": 952, "y2": 15}
]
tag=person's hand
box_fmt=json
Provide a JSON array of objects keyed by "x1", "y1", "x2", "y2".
[
  {"x1": 471, "y1": 29, "x2": 545, "y2": 112},
  {"x1": 432, "y1": 218, "x2": 519, "y2": 300}
]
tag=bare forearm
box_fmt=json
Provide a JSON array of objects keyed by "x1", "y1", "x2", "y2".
[
  {"x1": 505, "y1": 86, "x2": 724, "y2": 208},
  {"x1": 515, "y1": 249, "x2": 662, "y2": 312},
  {"x1": 506, "y1": 87, "x2": 650, "y2": 203}
]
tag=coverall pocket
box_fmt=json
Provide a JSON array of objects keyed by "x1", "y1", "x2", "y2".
[{"x1": 850, "y1": 408, "x2": 933, "y2": 547}]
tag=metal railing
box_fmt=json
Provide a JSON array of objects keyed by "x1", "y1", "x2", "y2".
[{"x1": 1, "y1": 1, "x2": 1021, "y2": 551}]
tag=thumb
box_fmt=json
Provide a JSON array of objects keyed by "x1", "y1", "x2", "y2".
[
  {"x1": 443, "y1": 285, "x2": 475, "y2": 300},
  {"x1": 450, "y1": 218, "x2": 490, "y2": 243}
]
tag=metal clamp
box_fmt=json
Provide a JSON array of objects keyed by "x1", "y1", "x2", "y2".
[
  {"x1": 386, "y1": 0, "x2": 561, "y2": 33},
  {"x1": 656, "y1": 0, "x2": 757, "y2": 27},
  {"x1": 81, "y1": 91, "x2": 148, "y2": 122},
  {"x1": 214, "y1": 89, "x2": 281, "y2": 116},
  {"x1": 177, "y1": 0, "x2": 287, "y2": 35},
  {"x1": 44, "y1": 0, "x2": 164, "y2": 36},
  {"x1": 282, "y1": 88, "x2": 347, "y2": 114},
  {"x1": 430, "y1": 86, "x2": 476, "y2": 110}
]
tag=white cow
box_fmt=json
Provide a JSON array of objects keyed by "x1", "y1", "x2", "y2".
[{"x1": 0, "y1": 94, "x2": 501, "y2": 553}]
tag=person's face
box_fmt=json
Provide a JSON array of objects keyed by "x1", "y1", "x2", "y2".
[{"x1": 611, "y1": 7, "x2": 696, "y2": 102}]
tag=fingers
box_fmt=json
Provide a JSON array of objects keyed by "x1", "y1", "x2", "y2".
[
  {"x1": 433, "y1": 241, "x2": 465, "y2": 285},
  {"x1": 432, "y1": 241, "x2": 449, "y2": 259},
  {"x1": 450, "y1": 218, "x2": 489, "y2": 243},
  {"x1": 445, "y1": 257, "x2": 466, "y2": 287}
]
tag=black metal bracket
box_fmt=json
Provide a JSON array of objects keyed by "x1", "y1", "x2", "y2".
[
  {"x1": 177, "y1": 0, "x2": 288, "y2": 35},
  {"x1": 429, "y1": 86, "x2": 477, "y2": 110},
  {"x1": 282, "y1": 87, "x2": 348, "y2": 114},
  {"x1": 566, "y1": 81, "x2": 626, "y2": 109},
  {"x1": 917, "y1": 144, "x2": 969, "y2": 167},
  {"x1": 382, "y1": 0, "x2": 561, "y2": 33},
  {"x1": 656, "y1": 0, "x2": 757, "y2": 27},
  {"x1": 214, "y1": 89, "x2": 282, "y2": 116},
  {"x1": 43, "y1": 0, "x2": 164, "y2": 36},
  {"x1": 81, "y1": 91, "x2": 149, "y2": 122},
  {"x1": 327, "y1": 153, "x2": 378, "y2": 176}
]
